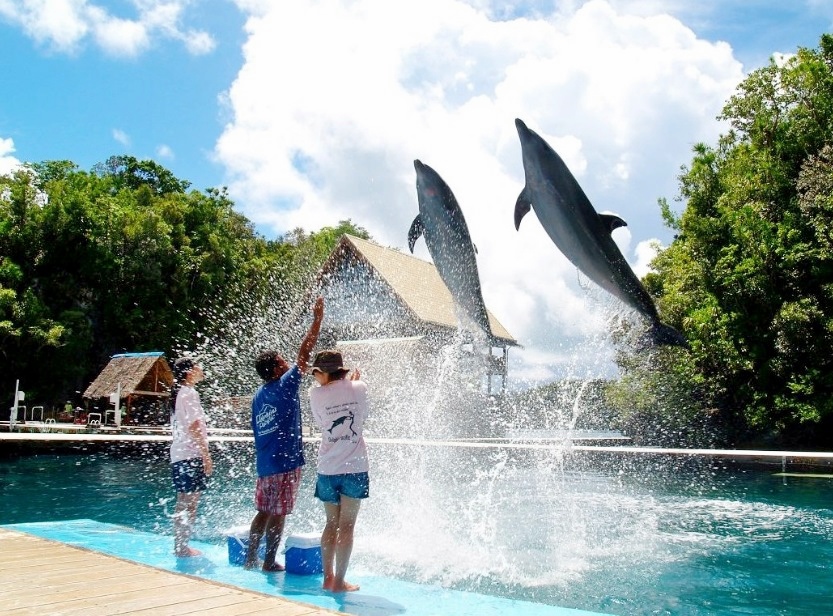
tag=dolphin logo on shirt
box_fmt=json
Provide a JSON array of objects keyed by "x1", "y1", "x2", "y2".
[{"x1": 328, "y1": 411, "x2": 357, "y2": 437}]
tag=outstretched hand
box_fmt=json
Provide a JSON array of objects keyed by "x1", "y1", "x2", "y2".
[
  {"x1": 349, "y1": 368, "x2": 361, "y2": 381},
  {"x1": 297, "y1": 296, "x2": 325, "y2": 373}
]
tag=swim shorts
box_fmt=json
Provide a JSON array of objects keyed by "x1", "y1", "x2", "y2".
[
  {"x1": 315, "y1": 472, "x2": 370, "y2": 503},
  {"x1": 255, "y1": 467, "x2": 302, "y2": 515},
  {"x1": 171, "y1": 458, "x2": 209, "y2": 493}
]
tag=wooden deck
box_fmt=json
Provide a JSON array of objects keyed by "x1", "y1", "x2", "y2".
[{"x1": 0, "y1": 529, "x2": 340, "y2": 615}]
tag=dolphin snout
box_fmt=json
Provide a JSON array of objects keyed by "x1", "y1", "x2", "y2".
[{"x1": 515, "y1": 118, "x2": 529, "y2": 135}]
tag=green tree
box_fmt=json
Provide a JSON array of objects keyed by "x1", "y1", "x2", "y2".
[
  {"x1": 619, "y1": 34, "x2": 833, "y2": 447},
  {"x1": 0, "y1": 155, "x2": 374, "y2": 407}
]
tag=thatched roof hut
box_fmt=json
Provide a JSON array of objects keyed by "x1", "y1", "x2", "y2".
[{"x1": 83, "y1": 352, "x2": 173, "y2": 425}]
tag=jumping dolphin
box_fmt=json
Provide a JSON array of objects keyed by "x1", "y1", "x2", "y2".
[
  {"x1": 409, "y1": 160, "x2": 493, "y2": 341},
  {"x1": 514, "y1": 118, "x2": 687, "y2": 348}
]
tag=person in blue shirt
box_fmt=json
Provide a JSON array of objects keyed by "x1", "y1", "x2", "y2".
[{"x1": 245, "y1": 297, "x2": 324, "y2": 571}]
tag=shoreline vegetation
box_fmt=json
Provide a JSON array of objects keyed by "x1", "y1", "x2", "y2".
[{"x1": 2, "y1": 35, "x2": 833, "y2": 449}]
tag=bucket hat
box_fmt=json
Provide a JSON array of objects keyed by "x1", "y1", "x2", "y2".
[{"x1": 311, "y1": 350, "x2": 348, "y2": 374}]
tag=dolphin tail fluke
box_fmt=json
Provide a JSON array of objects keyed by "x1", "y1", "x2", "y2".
[
  {"x1": 514, "y1": 189, "x2": 532, "y2": 230},
  {"x1": 644, "y1": 320, "x2": 689, "y2": 349},
  {"x1": 407, "y1": 215, "x2": 425, "y2": 253}
]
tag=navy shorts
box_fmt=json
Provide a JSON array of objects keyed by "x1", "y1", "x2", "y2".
[
  {"x1": 171, "y1": 458, "x2": 209, "y2": 493},
  {"x1": 315, "y1": 472, "x2": 370, "y2": 503}
]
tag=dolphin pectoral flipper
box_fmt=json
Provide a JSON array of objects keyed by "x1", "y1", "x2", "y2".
[
  {"x1": 599, "y1": 213, "x2": 627, "y2": 233},
  {"x1": 408, "y1": 215, "x2": 425, "y2": 253},
  {"x1": 514, "y1": 189, "x2": 532, "y2": 230}
]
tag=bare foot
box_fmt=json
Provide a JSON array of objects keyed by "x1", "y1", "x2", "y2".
[
  {"x1": 327, "y1": 581, "x2": 360, "y2": 592},
  {"x1": 262, "y1": 561, "x2": 285, "y2": 572},
  {"x1": 243, "y1": 559, "x2": 261, "y2": 570},
  {"x1": 174, "y1": 546, "x2": 202, "y2": 558}
]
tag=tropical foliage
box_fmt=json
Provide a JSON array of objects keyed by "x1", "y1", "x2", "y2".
[
  {"x1": 608, "y1": 34, "x2": 833, "y2": 447},
  {"x1": 0, "y1": 155, "x2": 368, "y2": 406}
]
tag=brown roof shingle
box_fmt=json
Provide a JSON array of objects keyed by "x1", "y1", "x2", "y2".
[{"x1": 329, "y1": 235, "x2": 517, "y2": 345}]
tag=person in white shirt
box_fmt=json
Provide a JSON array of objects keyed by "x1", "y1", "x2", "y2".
[
  {"x1": 169, "y1": 357, "x2": 212, "y2": 557},
  {"x1": 309, "y1": 350, "x2": 369, "y2": 592}
]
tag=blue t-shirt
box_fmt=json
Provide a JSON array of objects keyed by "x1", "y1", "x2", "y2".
[{"x1": 251, "y1": 365, "x2": 305, "y2": 477}]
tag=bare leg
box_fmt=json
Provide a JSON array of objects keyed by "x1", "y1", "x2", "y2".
[
  {"x1": 173, "y1": 492, "x2": 202, "y2": 557},
  {"x1": 262, "y1": 514, "x2": 286, "y2": 572},
  {"x1": 245, "y1": 511, "x2": 267, "y2": 569},
  {"x1": 245, "y1": 511, "x2": 286, "y2": 571},
  {"x1": 321, "y1": 502, "x2": 339, "y2": 590},
  {"x1": 322, "y1": 497, "x2": 361, "y2": 592}
]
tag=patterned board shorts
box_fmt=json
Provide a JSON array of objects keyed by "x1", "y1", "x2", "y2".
[{"x1": 255, "y1": 467, "x2": 302, "y2": 516}]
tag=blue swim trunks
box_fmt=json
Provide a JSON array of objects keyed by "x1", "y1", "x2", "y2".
[
  {"x1": 171, "y1": 458, "x2": 209, "y2": 493},
  {"x1": 315, "y1": 472, "x2": 370, "y2": 503}
]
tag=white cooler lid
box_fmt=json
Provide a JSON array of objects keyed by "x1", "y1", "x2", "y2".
[
  {"x1": 285, "y1": 532, "x2": 321, "y2": 549},
  {"x1": 224, "y1": 524, "x2": 251, "y2": 538}
]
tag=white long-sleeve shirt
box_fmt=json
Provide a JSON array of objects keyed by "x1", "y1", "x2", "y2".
[{"x1": 309, "y1": 379, "x2": 369, "y2": 475}]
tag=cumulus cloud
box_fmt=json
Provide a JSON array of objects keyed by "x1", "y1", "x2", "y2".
[
  {"x1": 632, "y1": 238, "x2": 662, "y2": 278},
  {"x1": 0, "y1": 0, "x2": 215, "y2": 56},
  {"x1": 215, "y1": 0, "x2": 744, "y2": 383},
  {"x1": 0, "y1": 137, "x2": 21, "y2": 176}
]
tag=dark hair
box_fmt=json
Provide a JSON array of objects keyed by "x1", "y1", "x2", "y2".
[
  {"x1": 169, "y1": 357, "x2": 195, "y2": 418},
  {"x1": 173, "y1": 357, "x2": 195, "y2": 383},
  {"x1": 255, "y1": 350, "x2": 281, "y2": 380}
]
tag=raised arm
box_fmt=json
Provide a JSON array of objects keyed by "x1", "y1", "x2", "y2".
[{"x1": 296, "y1": 296, "x2": 324, "y2": 373}]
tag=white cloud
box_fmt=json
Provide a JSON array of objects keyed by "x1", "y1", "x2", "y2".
[
  {"x1": 0, "y1": 137, "x2": 21, "y2": 176},
  {"x1": 0, "y1": 0, "x2": 214, "y2": 56},
  {"x1": 87, "y1": 5, "x2": 150, "y2": 57},
  {"x1": 156, "y1": 144, "x2": 174, "y2": 159},
  {"x1": 112, "y1": 128, "x2": 131, "y2": 146},
  {"x1": 216, "y1": 0, "x2": 745, "y2": 385},
  {"x1": 632, "y1": 238, "x2": 662, "y2": 279}
]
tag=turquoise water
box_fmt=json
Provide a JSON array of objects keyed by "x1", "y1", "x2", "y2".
[{"x1": 2, "y1": 442, "x2": 832, "y2": 615}]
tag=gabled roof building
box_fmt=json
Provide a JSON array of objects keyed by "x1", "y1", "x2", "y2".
[{"x1": 307, "y1": 234, "x2": 517, "y2": 393}]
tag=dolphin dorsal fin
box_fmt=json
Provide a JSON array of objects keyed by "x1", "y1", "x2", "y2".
[
  {"x1": 599, "y1": 212, "x2": 627, "y2": 233},
  {"x1": 408, "y1": 215, "x2": 425, "y2": 253},
  {"x1": 514, "y1": 189, "x2": 532, "y2": 230}
]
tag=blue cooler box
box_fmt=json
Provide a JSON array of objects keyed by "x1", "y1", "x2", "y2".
[
  {"x1": 284, "y1": 532, "x2": 323, "y2": 575},
  {"x1": 226, "y1": 525, "x2": 265, "y2": 566}
]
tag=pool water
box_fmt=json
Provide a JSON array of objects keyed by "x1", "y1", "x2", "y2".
[{"x1": 2, "y1": 442, "x2": 832, "y2": 615}]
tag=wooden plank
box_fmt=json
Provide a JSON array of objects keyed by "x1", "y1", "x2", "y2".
[
  {"x1": 0, "y1": 529, "x2": 340, "y2": 616},
  {"x1": 34, "y1": 584, "x2": 238, "y2": 615},
  {"x1": 1, "y1": 568, "x2": 186, "y2": 597},
  {"x1": 130, "y1": 595, "x2": 324, "y2": 616},
  {"x1": 125, "y1": 593, "x2": 265, "y2": 616},
  {"x1": 1, "y1": 558, "x2": 131, "y2": 579}
]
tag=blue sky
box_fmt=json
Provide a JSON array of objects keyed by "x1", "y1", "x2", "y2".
[{"x1": 1, "y1": 1, "x2": 831, "y2": 384}]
